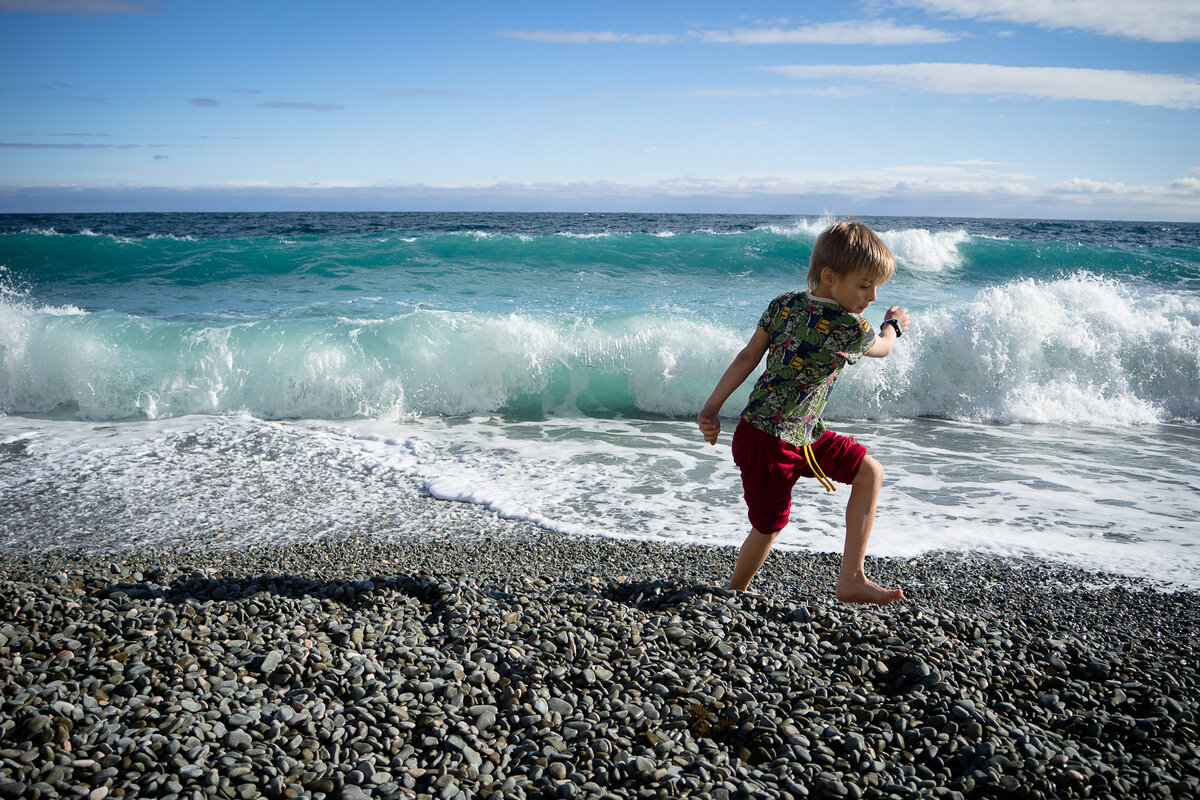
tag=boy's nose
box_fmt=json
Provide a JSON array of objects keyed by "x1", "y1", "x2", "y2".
[{"x1": 868, "y1": 286, "x2": 877, "y2": 301}]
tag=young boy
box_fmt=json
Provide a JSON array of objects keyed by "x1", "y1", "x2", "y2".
[{"x1": 697, "y1": 221, "x2": 909, "y2": 604}]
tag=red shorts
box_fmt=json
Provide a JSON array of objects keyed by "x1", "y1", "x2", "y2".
[{"x1": 731, "y1": 419, "x2": 867, "y2": 534}]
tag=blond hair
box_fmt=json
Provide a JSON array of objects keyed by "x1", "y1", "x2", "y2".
[{"x1": 806, "y1": 221, "x2": 895, "y2": 292}]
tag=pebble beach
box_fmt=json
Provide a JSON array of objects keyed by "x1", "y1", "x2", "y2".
[{"x1": 2, "y1": 493, "x2": 1198, "y2": 800}]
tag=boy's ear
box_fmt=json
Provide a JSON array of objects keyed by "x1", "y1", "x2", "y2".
[{"x1": 818, "y1": 266, "x2": 835, "y2": 286}]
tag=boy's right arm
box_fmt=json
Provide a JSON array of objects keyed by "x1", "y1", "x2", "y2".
[
  {"x1": 865, "y1": 305, "x2": 910, "y2": 358},
  {"x1": 698, "y1": 327, "x2": 770, "y2": 445}
]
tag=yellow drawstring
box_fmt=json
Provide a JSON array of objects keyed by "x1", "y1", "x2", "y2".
[{"x1": 803, "y1": 444, "x2": 837, "y2": 492}]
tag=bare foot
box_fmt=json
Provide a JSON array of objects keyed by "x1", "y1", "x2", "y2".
[{"x1": 836, "y1": 578, "x2": 904, "y2": 605}]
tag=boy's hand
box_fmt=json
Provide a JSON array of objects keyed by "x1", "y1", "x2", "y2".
[
  {"x1": 697, "y1": 406, "x2": 722, "y2": 445},
  {"x1": 884, "y1": 305, "x2": 910, "y2": 333}
]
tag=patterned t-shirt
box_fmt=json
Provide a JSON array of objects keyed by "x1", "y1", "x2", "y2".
[{"x1": 740, "y1": 291, "x2": 876, "y2": 448}]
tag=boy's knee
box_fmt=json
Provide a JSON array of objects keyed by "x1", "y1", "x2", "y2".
[{"x1": 853, "y1": 454, "x2": 884, "y2": 488}]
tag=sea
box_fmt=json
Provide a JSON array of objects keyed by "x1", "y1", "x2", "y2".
[{"x1": 1, "y1": 212, "x2": 1197, "y2": 587}]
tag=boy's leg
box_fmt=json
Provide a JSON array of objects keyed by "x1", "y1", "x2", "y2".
[
  {"x1": 836, "y1": 454, "x2": 904, "y2": 604},
  {"x1": 727, "y1": 528, "x2": 779, "y2": 591},
  {"x1": 729, "y1": 420, "x2": 798, "y2": 593}
]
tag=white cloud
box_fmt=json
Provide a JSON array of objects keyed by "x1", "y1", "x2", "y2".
[
  {"x1": 696, "y1": 20, "x2": 960, "y2": 45},
  {"x1": 897, "y1": 0, "x2": 1200, "y2": 43},
  {"x1": 1048, "y1": 174, "x2": 1200, "y2": 212},
  {"x1": 9, "y1": 168, "x2": 1196, "y2": 220},
  {"x1": 499, "y1": 30, "x2": 678, "y2": 44},
  {"x1": 764, "y1": 63, "x2": 1200, "y2": 108},
  {"x1": 258, "y1": 101, "x2": 345, "y2": 112},
  {"x1": 678, "y1": 86, "x2": 867, "y2": 99},
  {"x1": 387, "y1": 89, "x2": 474, "y2": 98},
  {"x1": 501, "y1": 19, "x2": 958, "y2": 46}
]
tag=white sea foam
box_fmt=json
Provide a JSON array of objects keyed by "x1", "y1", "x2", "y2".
[
  {"x1": 78, "y1": 228, "x2": 136, "y2": 244},
  {"x1": 4, "y1": 412, "x2": 1194, "y2": 587},
  {"x1": 342, "y1": 415, "x2": 1200, "y2": 586},
  {"x1": 837, "y1": 272, "x2": 1200, "y2": 425},
  {"x1": 0, "y1": 415, "x2": 433, "y2": 552},
  {"x1": 878, "y1": 227, "x2": 970, "y2": 272},
  {"x1": 452, "y1": 230, "x2": 535, "y2": 242},
  {"x1": 757, "y1": 216, "x2": 970, "y2": 273},
  {"x1": 147, "y1": 233, "x2": 199, "y2": 242},
  {"x1": 757, "y1": 216, "x2": 831, "y2": 238}
]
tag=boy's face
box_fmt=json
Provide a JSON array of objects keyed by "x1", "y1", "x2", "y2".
[{"x1": 821, "y1": 268, "x2": 879, "y2": 315}]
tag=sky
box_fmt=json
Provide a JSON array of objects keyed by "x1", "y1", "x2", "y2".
[{"x1": 1, "y1": 0, "x2": 1198, "y2": 220}]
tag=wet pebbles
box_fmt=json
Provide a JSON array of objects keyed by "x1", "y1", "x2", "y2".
[{"x1": 2, "y1": 524, "x2": 1197, "y2": 800}]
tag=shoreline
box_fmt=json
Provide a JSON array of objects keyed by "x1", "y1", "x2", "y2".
[{"x1": 2, "y1": 523, "x2": 1198, "y2": 800}]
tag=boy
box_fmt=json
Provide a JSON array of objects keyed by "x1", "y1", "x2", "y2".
[{"x1": 697, "y1": 221, "x2": 909, "y2": 604}]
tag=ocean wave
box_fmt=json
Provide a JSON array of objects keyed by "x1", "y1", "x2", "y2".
[
  {"x1": 879, "y1": 227, "x2": 970, "y2": 273},
  {"x1": 8, "y1": 217, "x2": 1192, "y2": 295},
  {"x1": 755, "y1": 215, "x2": 971, "y2": 273},
  {"x1": 146, "y1": 233, "x2": 199, "y2": 242},
  {"x1": 835, "y1": 272, "x2": 1200, "y2": 425},
  {"x1": 3, "y1": 273, "x2": 1196, "y2": 425},
  {"x1": 756, "y1": 216, "x2": 831, "y2": 239}
]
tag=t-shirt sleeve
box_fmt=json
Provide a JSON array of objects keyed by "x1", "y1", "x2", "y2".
[
  {"x1": 757, "y1": 295, "x2": 782, "y2": 332},
  {"x1": 837, "y1": 315, "x2": 876, "y2": 364}
]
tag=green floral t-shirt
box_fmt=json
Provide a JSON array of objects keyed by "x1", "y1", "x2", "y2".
[{"x1": 740, "y1": 291, "x2": 876, "y2": 448}]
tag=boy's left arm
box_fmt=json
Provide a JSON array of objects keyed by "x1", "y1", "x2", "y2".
[
  {"x1": 865, "y1": 305, "x2": 910, "y2": 358},
  {"x1": 698, "y1": 326, "x2": 770, "y2": 444}
]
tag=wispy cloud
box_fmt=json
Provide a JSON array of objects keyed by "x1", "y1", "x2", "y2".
[
  {"x1": 947, "y1": 158, "x2": 1011, "y2": 166},
  {"x1": 0, "y1": 141, "x2": 184, "y2": 149},
  {"x1": 696, "y1": 20, "x2": 960, "y2": 45},
  {"x1": 763, "y1": 63, "x2": 1200, "y2": 108},
  {"x1": 895, "y1": 0, "x2": 1200, "y2": 43},
  {"x1": 386, "y1": 89, "x2": 474, "y2": 98},
  {"x1": 500, "y1": 20, "x2": 959, "y2": 46},
  {"x1": 258, "y1": 101, "x2": 345, "y2": 112},
  {"x1": 42, "y1": 132, "x2": 115, "y2": 138},
  {"x1": 0, "y1": 0, "x2": 160, "y2": 15},
  {"x1": 189, "y1": 98, "x2": 219, "y2": 107},
  {"x1": 504, "y1": 4, "x2": 1200, "y2": 46},
  {"x1": 677, "y1": 86, "x2": 868, "y2": 99},
  {"x1": 499, "y1": 30, "x2": 678, "y2": 44}
]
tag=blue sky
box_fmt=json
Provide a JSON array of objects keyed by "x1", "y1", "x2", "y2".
[{"x1": 1, "y1": 0, "x2": 1198, "y2": 219}]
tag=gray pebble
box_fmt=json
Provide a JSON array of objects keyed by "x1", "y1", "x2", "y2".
[{"x1": 0, "y1": 531, "x2": 1195, "y2": 800}]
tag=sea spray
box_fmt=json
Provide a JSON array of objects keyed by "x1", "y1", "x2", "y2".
[{"x1": 835, "y1": 273, "x2": 1200, "y2": 424}]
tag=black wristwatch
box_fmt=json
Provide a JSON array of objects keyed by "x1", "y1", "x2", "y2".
[{"x1": 882, "y1": 319, "x2": 902, "y2": 338}]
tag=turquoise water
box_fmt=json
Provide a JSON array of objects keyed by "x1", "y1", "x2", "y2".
[{"x1": 1, "y1": 213, "x2": 1197, "y2": 585}]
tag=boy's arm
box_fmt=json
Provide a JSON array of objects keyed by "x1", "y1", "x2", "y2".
[
  {"x1": 865, "y1": 305, "x2": 910, "y2": 358},
  {"x1": 698, "y1": 326, "x2": 770, "y2": 445}
]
